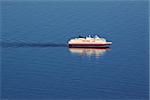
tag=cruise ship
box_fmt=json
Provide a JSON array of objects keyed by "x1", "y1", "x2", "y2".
[{"x1": 68, "y1": 35, "x2": 112, "y2": 48}]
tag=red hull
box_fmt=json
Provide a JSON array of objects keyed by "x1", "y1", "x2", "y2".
[{"x1": 69, "y1": 44, "x2": 111, "y2": 48}]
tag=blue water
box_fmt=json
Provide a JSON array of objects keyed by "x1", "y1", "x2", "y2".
[{"x1": 1, "y1": 1, "x2": 149, "y2": 100}]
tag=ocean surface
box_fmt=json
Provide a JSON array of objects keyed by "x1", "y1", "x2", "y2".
[{"x1": 1, "y1": 1, "x2": 149, "y2": 100}]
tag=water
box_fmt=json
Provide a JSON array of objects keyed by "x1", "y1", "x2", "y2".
[{"x1": 1, "y1": 1, "x2": 149, "y2": 100}]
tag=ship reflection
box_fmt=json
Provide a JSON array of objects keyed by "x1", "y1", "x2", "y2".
[{"x1": 69, "y1": 47, "x2": 110, "y2": 58}]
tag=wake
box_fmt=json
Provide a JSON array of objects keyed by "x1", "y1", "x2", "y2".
[{"x1": 0, "y1": 42, "x2": 67, "y2": 48}]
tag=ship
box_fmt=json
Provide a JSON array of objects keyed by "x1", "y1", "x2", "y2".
[{"x1": 68, "y1": 35, "x2": 112, "y2": 48}]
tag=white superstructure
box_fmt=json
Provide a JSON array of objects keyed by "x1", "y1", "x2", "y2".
[{"x1": 68, "y1": 35, "x2": 112, "y2": 44}]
